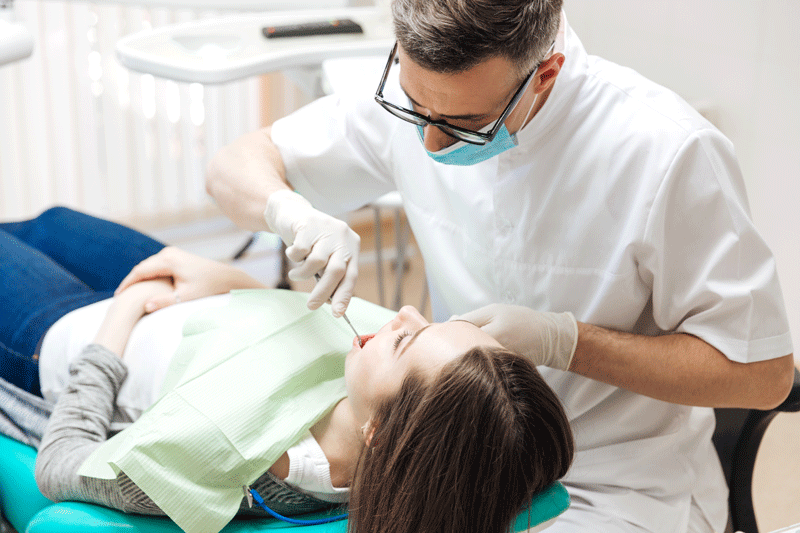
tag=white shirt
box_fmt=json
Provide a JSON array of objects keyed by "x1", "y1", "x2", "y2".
[
  {"x1": 270, "y1": 15, "x2": 792, "y2": 533},
  {"x1": 285, "y1": 430, "x2": 349, "y2": 503},
  {"x1": 39, "y1": 294, "x2": 233, "y2": 423}
]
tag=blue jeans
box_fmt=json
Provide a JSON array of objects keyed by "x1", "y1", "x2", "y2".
[{"x1": 0, "y1": 207, "x2": 165, "y2": 396}]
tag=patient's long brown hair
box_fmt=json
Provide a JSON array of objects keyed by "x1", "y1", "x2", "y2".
[{"x1": 347, "y1": 346, "x2": 574, "y2": 533}]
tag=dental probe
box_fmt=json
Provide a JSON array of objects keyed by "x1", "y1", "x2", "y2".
[{"x1": 314, "y1": 273, "x2": 362, "y2": 347}]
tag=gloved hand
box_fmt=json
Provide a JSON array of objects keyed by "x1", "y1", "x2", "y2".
[
  {"x1": 455, "y1": 304, "x2": 579, "y2": 371},
  {"x1": 264, "y1": 189, "x2": 360, "y2": 317}
]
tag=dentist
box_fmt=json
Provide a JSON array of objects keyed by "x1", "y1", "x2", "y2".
[{"x1": 201, "y1": 1, "x2": 795, "y2": 531}]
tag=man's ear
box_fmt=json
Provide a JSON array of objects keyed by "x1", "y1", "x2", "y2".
[{"x1": 534, "y1": 53, "x2": 565, "y2": 94}]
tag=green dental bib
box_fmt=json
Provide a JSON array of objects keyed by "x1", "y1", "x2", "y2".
[{"x1": 78, "y1": 289, "x2": 396, "y2": 533}]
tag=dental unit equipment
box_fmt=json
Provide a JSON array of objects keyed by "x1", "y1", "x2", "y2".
[
  {"x1": 244, "y1": 485, "x2": 348, "y2": 526},
  {"x1": 0, "y1": 0, "x2": 34, "y2": 68}
]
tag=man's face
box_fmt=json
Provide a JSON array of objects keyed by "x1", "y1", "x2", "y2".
[{"x1": 396, "y1": 46, "x2": 532, "y2": 152}]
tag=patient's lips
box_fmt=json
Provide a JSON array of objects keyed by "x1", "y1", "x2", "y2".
[{"x1": 356, "y1": 334, "x2": 375, "y2": 348}]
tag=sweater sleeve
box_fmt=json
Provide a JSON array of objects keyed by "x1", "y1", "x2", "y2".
[{"x1": 34, "y1": 343, "x2": 164, "y2": 515}]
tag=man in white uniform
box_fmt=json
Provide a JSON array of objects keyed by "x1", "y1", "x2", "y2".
[{"x1": 203, "y1": 1, "x2": 795, "y2": 531}]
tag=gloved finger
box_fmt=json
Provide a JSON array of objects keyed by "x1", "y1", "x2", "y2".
[
  {"x1": 116, "y1": 258, "x2": 173, "y2": 294},
  {"x1": 329, "y1": 257, "x2": 358, "y2": 318},
  {"x1": 315, "y1": 246, "x2": 352, "y2": 312},
  {"x1": 288, "y1": 252, "x2": 331, "y2": 282},
  {"x1": 285, "y1": 241, "x2": 312, "y2": 264},
  {"x1": 306, "y1": 263, "x2": 346, "y2": 311},
  {"x1": 289, "y1": 233, "x2": 341, "y2": 280},
  {"x1": 454, "y1": 305, "x2": 499, "y2": 328},
  {"x1": 284, "y1": 225, "x2": 317, "y2": 263}
]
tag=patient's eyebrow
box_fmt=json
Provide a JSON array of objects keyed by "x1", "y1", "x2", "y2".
[{"x1": 397, "y1": 324, "x2": 432, "y2": 358}]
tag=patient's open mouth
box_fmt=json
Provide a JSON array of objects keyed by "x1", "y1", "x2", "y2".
[{"x1": 358, "y1": 334, "x2": 376, "y2": 347}]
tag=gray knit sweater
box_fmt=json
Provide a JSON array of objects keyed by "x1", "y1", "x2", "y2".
[{"x1": 34, "y1": 344, "x2": 337, "y2": 518}]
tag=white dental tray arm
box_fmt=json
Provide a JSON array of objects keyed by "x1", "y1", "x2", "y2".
[
  {"x1": 115, "y1": 7, "x2": 394, "y2": 85},
  {"x1": 0, "y1": 1, "x2": 34, "y2": 68}
]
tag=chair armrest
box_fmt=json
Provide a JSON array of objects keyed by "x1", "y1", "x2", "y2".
[
  {"x1": 713, "y1": 366, "x2": 800, "y2": 533},
  {"x1": 775, "y1": 366, "x2": 800, "y2": 413}
]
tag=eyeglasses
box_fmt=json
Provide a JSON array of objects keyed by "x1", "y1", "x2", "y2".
[{"x1": 374, "y1": 41, "x2": 554, "y2": 145}]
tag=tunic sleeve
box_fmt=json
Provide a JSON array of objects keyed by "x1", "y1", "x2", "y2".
[
  {"x1": 640, "y1": 128, "x2": 793, "y2": 363},
  {"x1": 270, "y1": 89, "x2": 403, "y2": 216}
]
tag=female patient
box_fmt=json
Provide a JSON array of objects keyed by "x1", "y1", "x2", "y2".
[{"x1": 0, "y1": 207, "x2": 574, "y2": 533}]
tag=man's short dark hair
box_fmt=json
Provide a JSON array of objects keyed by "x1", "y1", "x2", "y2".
[{"x1": 392, "y1": 0, "x2": 562, "y2": 78}]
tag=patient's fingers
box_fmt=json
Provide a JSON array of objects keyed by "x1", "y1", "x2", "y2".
[
  {"x1": 116, "y1": 257, "x2": 173, "y2": 294},
  {"x1": 144, "y1": 293, "x2": 179, "y2": 313}
]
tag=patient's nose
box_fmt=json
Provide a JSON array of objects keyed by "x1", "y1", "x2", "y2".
[{"x1": 396, "y1": 306, "x2": 428, "y2": 329}]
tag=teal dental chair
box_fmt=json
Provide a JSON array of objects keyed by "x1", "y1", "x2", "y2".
[
  {"x1": 5, "y1": 367, "x2": 795, "y2": 533},
  {"x1": 0, "y1": 432, "x2": 569, "y2": 533}
]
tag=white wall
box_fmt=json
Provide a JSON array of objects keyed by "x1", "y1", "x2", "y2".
[
  {"x1": 565, "y1": 0, "x2": 800, "y2": 361},
  {"x1": 0, "y1": 2, "x2": 261, "y2": 224}
]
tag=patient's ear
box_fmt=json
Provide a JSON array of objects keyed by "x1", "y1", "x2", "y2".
[{"x1": 362, "y1": 419, "x2": 377, "y2": 447}]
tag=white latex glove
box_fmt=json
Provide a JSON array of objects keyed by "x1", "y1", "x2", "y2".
[
  {"x1": 264, "y1": 189, "x2": 360, "y2": 316},
  {"x1": 455, "y1": 304, "x2": 579, "y2": 371}
]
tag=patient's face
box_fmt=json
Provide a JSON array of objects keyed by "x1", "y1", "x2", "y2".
[{"x1": 344, "y1": 305, "x2": 503, "y2": 426}]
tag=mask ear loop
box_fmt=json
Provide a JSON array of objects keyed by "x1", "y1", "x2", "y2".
[
  {"x1": 517, "y1": 48, "x2": 555, "y2": 132},
  {"x1": 514, "y1": 78, "x2": 543, "y2": 134}
]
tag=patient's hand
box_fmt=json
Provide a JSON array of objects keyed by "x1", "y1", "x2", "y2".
[
  {"x1": 95, "y1": 278, "x2": 173, "y2": 355},
  {"x1": 119, "y1": 277, "x2": 175, "y2": 311},
  {"x1": 115, "y1": 246, "x2": 266, "y2": 313}
]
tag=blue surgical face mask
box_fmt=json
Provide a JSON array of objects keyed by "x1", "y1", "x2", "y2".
[
  {"x1": 416, "y1": 123, "x2": 518, "y2": 166},
  {"x1": 416, "y1": 91, "x2": 539, "y2": 166}
]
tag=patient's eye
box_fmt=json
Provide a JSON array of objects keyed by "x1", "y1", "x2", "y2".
[{"x1": 393, "y1": 331, "x2": 411, "y2": 351}]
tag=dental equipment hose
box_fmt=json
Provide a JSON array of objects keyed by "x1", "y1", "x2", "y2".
[{"x1": 246, "y1": 486, "x2": 348, "y2": 525}]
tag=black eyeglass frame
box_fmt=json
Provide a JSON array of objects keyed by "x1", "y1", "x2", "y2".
[{"x1": 374, "y1": 41, "x2": 554, "y2": 145}]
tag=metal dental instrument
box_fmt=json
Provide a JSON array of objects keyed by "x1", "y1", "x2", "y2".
[{"x1": 314, "y1": 273, "x2": 362, "y2": 347}]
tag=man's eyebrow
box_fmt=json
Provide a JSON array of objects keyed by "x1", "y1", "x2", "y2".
[
  {"x1": 398, "y1": 84, "x2": 493, "y2": 122},
  {"x1": 397, "y1": 324, "x2": 432, "y2": 358}
]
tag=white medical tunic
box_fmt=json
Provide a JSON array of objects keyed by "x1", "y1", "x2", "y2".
[{"x1": 270, "y1": 17, "x2": 793, "y2": 533}]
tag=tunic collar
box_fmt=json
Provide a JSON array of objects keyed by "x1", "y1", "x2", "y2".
[{"x1": 513, "y1": 13, "x2": 590, "y2": 148}]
